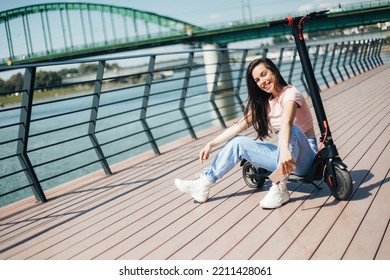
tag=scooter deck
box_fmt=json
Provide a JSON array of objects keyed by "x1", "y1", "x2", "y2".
[{"x1": 248, "y1": 172, "x2": 304, "y2": 181}]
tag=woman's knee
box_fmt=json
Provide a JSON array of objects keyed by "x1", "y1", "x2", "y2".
[
  {"x1": 226, "y1": 135, "x2": 253, "y2": 149},
  {"x1": 223, "y1": 135, "x2": 252, "y2": 158}
]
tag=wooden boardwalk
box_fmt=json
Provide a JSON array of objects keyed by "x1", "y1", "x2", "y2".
[{"x1": 0, "y1": 64, "x2": 389, "y2": 260}]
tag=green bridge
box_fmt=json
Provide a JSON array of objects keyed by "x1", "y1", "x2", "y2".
[{"x1": 1, "y1": 0, "x2": 389, "y2": 65}]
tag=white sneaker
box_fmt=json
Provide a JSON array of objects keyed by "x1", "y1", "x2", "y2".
[
  {"x1": 260, "y1": 181, "x2": 290, "y2": 209},
  {"x1": 175, "y1": 174, "x2": 212, "y2": 203}
]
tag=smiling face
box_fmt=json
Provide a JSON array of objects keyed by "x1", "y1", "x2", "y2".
[{"x1": 251, "y1": 63, "x2": 278, "y2": 97}]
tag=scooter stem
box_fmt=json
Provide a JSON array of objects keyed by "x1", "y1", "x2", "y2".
[{"x1": 289, "y1": 18, "x2": 334, "y2": 148}]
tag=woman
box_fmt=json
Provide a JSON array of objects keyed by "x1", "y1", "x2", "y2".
[{"x1": 174, "y1": 58, "x2": 318, "y2": 209}]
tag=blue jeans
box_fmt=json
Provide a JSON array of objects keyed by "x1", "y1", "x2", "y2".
[{"x1": 203, "y1": 125, "x2": 318, "y2": 183}]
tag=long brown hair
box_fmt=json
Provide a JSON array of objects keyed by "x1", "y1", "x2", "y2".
[{"x1": 244, "y1": 58, "x2": 288, "y2": 140}]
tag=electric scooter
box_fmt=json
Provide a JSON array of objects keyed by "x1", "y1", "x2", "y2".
[{"x1": 241, "y1": 10, "x2": 353, "y2": 200}]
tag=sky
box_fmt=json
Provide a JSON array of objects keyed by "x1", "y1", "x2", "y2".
[{"x1": 0, "y1": 0, "x2": 373, "y2": 27}]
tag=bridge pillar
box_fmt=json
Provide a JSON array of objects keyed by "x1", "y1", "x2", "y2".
[
  {"x1": 202, "y1": 43, "x2": 234, "y2": 93},
  {"x1": 202, "y1": 43, "x2": 236, "y2": 125}
]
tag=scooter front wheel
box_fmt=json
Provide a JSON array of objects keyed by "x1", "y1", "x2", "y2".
[
  {"x1": 325, "y1": 165, "x2": 353, "y2": 200},
  {"x1": 242, "y1": 161, "x2": 266, "y2": 188}
]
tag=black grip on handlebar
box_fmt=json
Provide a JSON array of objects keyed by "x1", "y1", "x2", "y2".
[
  {"x1": 267, "y1": 10, "x2": 329, "y2": 28},
  {"x1": 267, "y1": 19, "x2": 288, "y2": 27}
]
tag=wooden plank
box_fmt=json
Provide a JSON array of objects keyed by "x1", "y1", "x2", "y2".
[
  {"x1": 375, "y1": 219, "x2": 390, "y2": 260},
  {"x1": 342, "y1": 143, "x2": 390, "y2": 259}
]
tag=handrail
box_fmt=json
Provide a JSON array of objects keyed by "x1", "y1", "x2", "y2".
[{"x1": 0, "y1": 37, "x2": 387, "y2": 207}]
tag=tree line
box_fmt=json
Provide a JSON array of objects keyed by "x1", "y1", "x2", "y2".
[{"x1": 0, "y1": 62, "x2": 120, "y2": 94}]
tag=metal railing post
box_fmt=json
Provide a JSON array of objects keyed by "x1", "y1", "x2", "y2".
[
  {"x1": 336, "y1": 42, "x2": 345, "y2": 82},
  {"x1": 17, "y1": 67, "x2": 47, "y2": 203},
  {"x1": 328, "y1": 43, "x2": 338, "y2": 85},
  {"x1": 348, "y1": 41, "x2": 357, "y2": 77},
  {"x1": 262, "y1": 48, "x2": 268, "y2": 58},
  {"x1": 368, "y1": 40, "x2": 377, "y2": 69},
  {"x1": 373, "y1": 39, "x2": 380, "y2": 66},
  {"x1": 376, "y1": 39, "x2": 384, "y2": 65},
  {"x1": 371, "y1": 39, "x2": 379, "y2": 66},
  {"x1": 312, "y1": 45, "x2": 320, "y2": 69},
  {"x1": 140, "y1": 55, "x2": 161, "y2": 155},
  {"x1": 354, "y1": 41, "x2": 362, "y2": 74},
  {"x1": 179, "y1": 52, "x2": 197, "y2": 139},
  {"x1": 288, "y1": 48, "x2": 297, "y2": 84},
  {"x1": 233, "y1": 49, "x2": 248, "y2": 112},
  {"x1": 277, "y1": 48, "x2": 285, "y2": 69},
  {"x1": 320, "y1": 44, "x2": 330, "y2": 88},
  {"x1": 88, "y1": 60, "x2": 112, "y2": 175},
  {"x1": 362, "y1": 40, "x2": 370, "y2": 70},
  {"x1": 358, "y1": 40, "x2": 366, "y2": 72}
]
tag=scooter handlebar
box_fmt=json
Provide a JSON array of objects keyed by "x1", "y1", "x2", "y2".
[{"x1": 267, "y1": 10, "x2": 329, "y2": 27}]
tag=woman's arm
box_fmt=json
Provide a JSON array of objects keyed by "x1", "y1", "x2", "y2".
[
  {"x1": 199, "y1": 113, "x2": 252, "y2": 163},
  {"x1": 279, "y1": 100, "x2": 298, "y2": 175}
]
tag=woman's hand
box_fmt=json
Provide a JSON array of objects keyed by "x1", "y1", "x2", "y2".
[
  {"x1": 198, "y1": 115, "x2": 251, "y2": 164},
  {"x1": 279, "y1": 144, "x2": 295, "y2": 176},
  {"x1": 199, "y1": 143, "x2": 212, "y2": 164}
]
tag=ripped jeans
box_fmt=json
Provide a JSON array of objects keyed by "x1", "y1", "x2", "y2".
[{"x1": 203, "y1": 125, "x2": 318, "y2": 184}]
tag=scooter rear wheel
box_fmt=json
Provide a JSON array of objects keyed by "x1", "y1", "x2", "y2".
[
  {"x1": 242, "y1": 161, "x2": 266, "y2": 188},
  {"x1": 325, "y1": 165, "x2": 353, "y2": 200}
]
